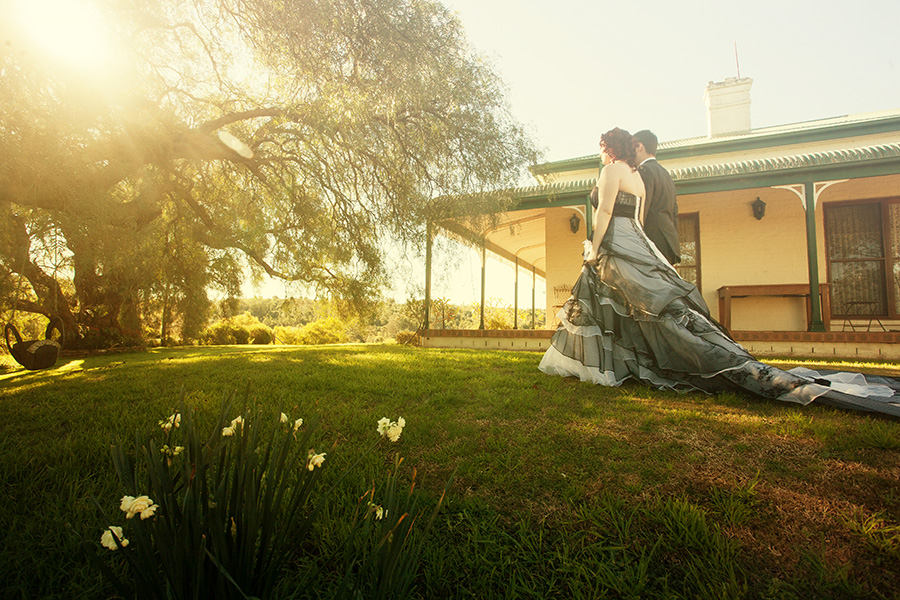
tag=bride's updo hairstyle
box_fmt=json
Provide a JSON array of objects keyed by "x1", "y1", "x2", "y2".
[{"x1": 599, "y1": 128, "x2": 637, "y2": 169}]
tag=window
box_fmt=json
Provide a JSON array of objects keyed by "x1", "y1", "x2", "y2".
[
  {"x1": 824, "y1": 199, "x2": 900, "y2": 317},
  {"x1": 676, "y1": 213, "x2": 700, "y2": 291}
]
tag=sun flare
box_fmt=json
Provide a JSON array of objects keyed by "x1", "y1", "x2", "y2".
[{"x1": 12, "y1": 0, "x2": 117, "y2": 71}]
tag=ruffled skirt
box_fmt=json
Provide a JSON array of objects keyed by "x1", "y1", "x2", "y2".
[{"x1": 539, "y1": 215, "x2": 900, "y2": 417}]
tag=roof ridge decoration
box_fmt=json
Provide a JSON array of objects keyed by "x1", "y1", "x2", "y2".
[
  {"x1": 514, "y1": 177, "x2": 597, "y2": 196},
  {"x1": 668, "y1": 142, "x2": 900, "y2": 181},
  {"x1": 512, "y1": 142, "x2": 900, "y2": 199}
]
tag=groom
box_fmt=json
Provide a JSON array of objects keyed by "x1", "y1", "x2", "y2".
[{"x1": 633, "y1": 130, "x2": 680, "y2": 265}]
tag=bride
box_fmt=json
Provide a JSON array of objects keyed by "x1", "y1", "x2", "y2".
[{"x1": 539, "y1": 128, "x2": 900, "y2": 417}]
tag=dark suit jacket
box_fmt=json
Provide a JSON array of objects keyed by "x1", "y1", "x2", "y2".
[{"x1": 638, "y1": 158, "x2": 680, "y2": 264}]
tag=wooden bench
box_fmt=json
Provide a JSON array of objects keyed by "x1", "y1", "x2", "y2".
[{"x1": 717, "y1": 283, "x2": 831, "y2": 331}]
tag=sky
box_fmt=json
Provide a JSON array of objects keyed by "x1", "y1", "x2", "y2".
[
  {"x1": 247, "y1": 0, "x2": 900, "y2": 306},
  {"x1": 440, "y1": 0, "x2": 900, "y2": 162}
]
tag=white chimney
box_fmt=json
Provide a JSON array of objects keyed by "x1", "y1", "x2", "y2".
[{"x1": 704, "y1": 77, "x2": 753, "y2": 137}]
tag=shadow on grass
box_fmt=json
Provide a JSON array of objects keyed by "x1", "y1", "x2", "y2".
[{"x1": 1, "y1": 344, "x2": 899, "y2": 599}]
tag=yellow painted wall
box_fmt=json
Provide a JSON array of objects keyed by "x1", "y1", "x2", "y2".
[
  {"x1": 680, "y1": 173, "x2": 900, "y2": 331},
  {"x1": 680, "y1": 186, "x2": 812, "y2": 330},
  {"x1": 544, "y1": 206, "x2": 589, "y2": 325}
]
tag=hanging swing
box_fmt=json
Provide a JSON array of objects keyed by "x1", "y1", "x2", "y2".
[{"x1": 4, "y1": 235, "x2": 66, "y2": 371}]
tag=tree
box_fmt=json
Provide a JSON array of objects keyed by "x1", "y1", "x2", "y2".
[{"x1": 0, "y1": 0, "x2": 539, "y2": 347}]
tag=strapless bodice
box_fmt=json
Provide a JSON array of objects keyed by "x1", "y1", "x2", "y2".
[{"x1": 612, "y1": 191, "x2": 641, "y2": 218}]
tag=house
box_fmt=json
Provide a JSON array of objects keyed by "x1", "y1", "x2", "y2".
[{"x1": 423, "y1": 78, "x2": 900, "y2": 359}]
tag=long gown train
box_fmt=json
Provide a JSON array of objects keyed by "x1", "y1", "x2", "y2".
[{"x1": 538, "y1": 192, "x2": 900, "y2": 418}]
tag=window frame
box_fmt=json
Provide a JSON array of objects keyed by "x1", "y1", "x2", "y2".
[
  {"x1": 823, "y1": 197, "x2": 900, "y2": 319},
  {"x1": 676, "y1": 212, "x2": 701, "y2": 293}
]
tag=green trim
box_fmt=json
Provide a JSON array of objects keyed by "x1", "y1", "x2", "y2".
[
  {"x1": 674, "y1": 159, "x2": 900, "y2": 196},
  {"x1": 803, "y1": 184, "x2": 826, "y2": 332},
  {"x1": 517, "y1": 144, "x2": 900, "y2": 201},
  {"x1": 530, "y1": 113, "x2": 900, "y2": 176},
  {"x1": 513, "y1": 158, "x2": 900, "y2": 207}
]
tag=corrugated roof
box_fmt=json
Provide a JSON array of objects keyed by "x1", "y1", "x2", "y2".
[
  {"x1": 532, "y1": 108, "x2": 900, "y2": 173},
  {"x1": 669, "y1": 142, "x2": 900, "y2": 180},
  {"x1": 662, "y1": 108, "x2": 900, "y2": 150},
  {"x1": 513, "y1": 142, "x2": 900, "y2": 198},
  {"x1": 513, "y1": 177, "x2": 596, "y2": 198}
]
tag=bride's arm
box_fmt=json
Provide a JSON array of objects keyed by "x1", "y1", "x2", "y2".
[{"x1": 589, "y1": 166, "x2": 618, "y2": 263}]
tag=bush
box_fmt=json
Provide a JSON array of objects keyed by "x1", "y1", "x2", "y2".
[
  {"x1": 199, "y1": 320, "x2": 241, "y2": 345},
  {"x1": 300, "y1": 317, "x2": 347, "y2": 345},
  {"x1": 248, "y1": 324, "x2": 273, "y2": 345},
  {"x1": 274, "y1": 326, "x2": 304, "y2": 345},
  {"x1": 200, "y1": 312, "x2": 272, "y2": 345},
  {"x1": 395, "y1": 330, "x2": 418, "y2": 345}
]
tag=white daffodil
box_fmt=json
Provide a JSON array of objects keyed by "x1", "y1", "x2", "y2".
[
  {"x1": 100, "y1": 526, "x2": 129, "y2": 550},
  {"x1": 223, "y1": 415, "x2": 243, "y2": 437},
  {"x1": 377, "y1": 416, "x2": 406, "y2": 442},
  {"x1": 307, "y1": 450, "x2": 326, "y2": 471},
  {"x1": 122, "y1": 495, "x2": 156, "y2": 519},
  {"x1": 293, "y1": 418, "x2": 303, "y2": 433},
  {"x1": 280, "y1": 412, "x2": 289, "y2": 424},
  {"x1": 367, "y1": 501, "x2": 385, "y2": 520},
  {"x1": 158, "y1": 413, "x2": 181, "y2": 432},
  {"x1": 387, "y1": 425, "x2": 403, "y2": 442}
]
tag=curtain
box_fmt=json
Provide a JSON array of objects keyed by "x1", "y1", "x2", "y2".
[{"x1": 826, "y1": 203, "x2": 886, "y2": 316}]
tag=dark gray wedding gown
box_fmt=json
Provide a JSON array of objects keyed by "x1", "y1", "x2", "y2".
[{"x1": 539, "y1": 191, "x2": 900, "y2": 417}]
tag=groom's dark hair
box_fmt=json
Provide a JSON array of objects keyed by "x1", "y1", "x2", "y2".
[{"x1": 633, "y1": 130, "x2": 658, "y2": 156}]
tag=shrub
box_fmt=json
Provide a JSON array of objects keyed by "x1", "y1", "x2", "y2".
[
  {"x1": 199, "y1": 320, "x2": 241, "y2": 345},
  {"x1": 248, "y1": 324, "x2": 273, "y2": 345},
  {"x1": 231, "y1": 325, "x2": 250, "y2": 345},
  {"x1": 274, "y1": 326, "x2": 304, "y2": 345},
  {"x1": 200, "y1": 313, "x2": 272, "y2": 345},
  {"x1": 395, "y1": 330, "x2": 418, "y2": 345},
  {"x1": 486, "y1": 313, "x2": 513, "y2": 330},
  {"x1": 300, "y1": 317, "x2": 347, "y2": 345}
]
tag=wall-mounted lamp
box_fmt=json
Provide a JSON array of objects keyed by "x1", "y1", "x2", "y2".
[
  {"x1": 752, "y1": 197, "x2": 767, "y2": 220},
  {"x1": 569, "y1": 213, "x2": 581, "y2": 234}
]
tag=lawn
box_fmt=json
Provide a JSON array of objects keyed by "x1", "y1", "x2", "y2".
[{"x1": 1, "y1": 345, "x2": 899, "y2": 599}]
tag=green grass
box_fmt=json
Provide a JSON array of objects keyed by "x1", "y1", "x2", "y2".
[{"x1": 2, "y1": 345, "x2": 900, "y2": 599}]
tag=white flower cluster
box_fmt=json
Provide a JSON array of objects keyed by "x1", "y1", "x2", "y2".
[
  {"x1": 376, "y1": 417, "x2": 406, "y2": 442},
  {"x1": 102, "y1": 495, "x2": 158, "y2": 550},
  {"x1": 158, "y1": 413, "x2": 181, "y2": 433},
  {"x1": 367, "y1": 501, "x2": 385, "y2": 520},
  {"x1": 307, "y1": 449, "x2": 326, "y2": 471},
  {"x1": 281, "y1": 412, "x2": 303, "y2": 433},
  {"x1": 222, "y1": 415, "x2": 244, "y2": 437},
  {"x1": 120, "y1": 495, "x2": 158, "y2": 520},
  {"x1": 100, "y1": 526, "x2": 129, "y2": 551},
  {"x1": 160, "y1": 444, "x2": 184, "y2": 459}
]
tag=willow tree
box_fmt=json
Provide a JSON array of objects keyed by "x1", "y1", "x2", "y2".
[{"x1": 0, "y1": 0, "x2": 538, "y2": 347}]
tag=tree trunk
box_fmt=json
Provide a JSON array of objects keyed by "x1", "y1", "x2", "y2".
[{"x1": 3, "y1": 215, "x2": 78, "y2": 348}]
